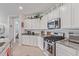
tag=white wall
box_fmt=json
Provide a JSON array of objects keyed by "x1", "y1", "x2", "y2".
[{"x1": 0, "y1": 9, "x2": 9, "y2": 38}]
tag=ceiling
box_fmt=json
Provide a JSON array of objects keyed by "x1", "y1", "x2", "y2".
[{"x1": 0, "y1": 3, "x2": 59, "y2": 16}]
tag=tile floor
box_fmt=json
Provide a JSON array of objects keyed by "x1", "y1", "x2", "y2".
[{"x1": 13, "y1": 44, "x2": 45, "y2": 56}]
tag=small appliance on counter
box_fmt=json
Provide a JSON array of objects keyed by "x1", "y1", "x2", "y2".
[
  {"x1": 41, "y1": 31, "x2": 45, "y2": 36},
  {"x1": 27, "y1": 31, "x2": 31, "y2": 35},
  {"x1": 31, "y1": 32, "x2": 35, "y2": 35},
  {"x1": 47, "y1": 32, "x2": 52, "y2": 36},
  {"x1": 69, "y1": 32, "x2": 79, "y2": 44}
]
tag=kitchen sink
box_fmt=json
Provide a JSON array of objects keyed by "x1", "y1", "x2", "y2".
[{"x1": 0, "y1": 42, "x2": 5, "y2": 47}]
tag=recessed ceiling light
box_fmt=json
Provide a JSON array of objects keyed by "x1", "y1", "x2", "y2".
[{"x1": 19, "y1": 6, "x2": 23, "y2": 10}]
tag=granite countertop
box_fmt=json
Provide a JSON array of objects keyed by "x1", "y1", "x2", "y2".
[
  {"x1": 0, "y1": 38, "x2": 11, "y2": 54},
  {"x1": 56, "y1": 39, "x2": 79, "y2": 50}
]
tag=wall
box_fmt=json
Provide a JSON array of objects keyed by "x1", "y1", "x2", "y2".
[{"x1": 0, "y1": 9, "x2": 9, "y2": 38}]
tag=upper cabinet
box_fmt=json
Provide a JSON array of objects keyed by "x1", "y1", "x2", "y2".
[
  {"x1": 47, "y1": 7, "x2": 60, "y2": 21},
  {"x1": 60, "y1": 3, "x2": 79, "y2": 29},
  {"x1": 60, "y1": 4, "x2": 72, "y2": 28},
  {"x1": 52, "y1": 8, "x2": 60, "y2": 19},
  {"x1": 40, "y1": 15, "x2": 48, "y2": 29},
  {"x1": 71, "y1": 4, "x2": 79, "y2": 28},
  {"x1": 24, "y1": 19, "x2": 31, "y2": 29},
  {"x1": 41, "y1": 4, "x2": 72, "y2": 29},
  {"x1": 24, "y1": 4, "x2": 79, "y2": 29},
  {"x1": 24, "y1": 18, "x2": 40, "y2": 29},
  {"x1": 40, "y1": 7, "x2": 60, "y2": 29}
]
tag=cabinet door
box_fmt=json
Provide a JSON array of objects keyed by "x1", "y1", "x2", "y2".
[
  {"x1": 60, "y1": 4, "x2": 72, "y2": 28},
  {"x1": 24, "y1": 19, "x2": 32, "y2": 29},
  {"x1": 53, "y1": 8, "x2": 60, "y2": 19},
  {"x1": 33, "y1": 36, "x2": 38, "y2": 46},
  {"x1": 40, "y1": 15, "x2": 48, "y2": 29},
  {"x1": 22, "y1": 36, "x2": 38, "y2": 46},
  {"x1": 38, "y1": 37, "x2": 43, "y2": 50},
  {"x1": 22, "y1": 36, "x2": 25, "y2": 44},
  {"x1": 71, "y1": 4, "x2": 79, "y2": 28},
  {"x1": 29, "y1": 36, "x2": 35, "y2": 46},
  {"x1": 47, "y1": 12, "x2": 53, "y2": 21},
  {"x1": 34, "y1": 19, "x2": 40, "y2": 29},
  {"x1": 56, "y1": 43, "x2": 77, "y2": 56},
  {"x1": 22, "y1": 36, "x2": 29, "y2": 45},
  {"x1": 24, "y1": 19, "x2": 40, "y2": 29}
]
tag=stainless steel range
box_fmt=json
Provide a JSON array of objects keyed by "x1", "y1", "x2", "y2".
[{"x1": 43, "y1": 33, "x2": 65, "y2": 56}]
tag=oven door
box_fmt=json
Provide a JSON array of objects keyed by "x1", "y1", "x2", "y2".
[{"x1": 44, "y1": 41, "x2": 55, "y2": 56}]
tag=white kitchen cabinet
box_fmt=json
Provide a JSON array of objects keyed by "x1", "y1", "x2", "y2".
[
  {"x1": 38, "y1": 36, "x2": 43, "y2": 50},
  {"x1": 71, "y1": 4, "x2": 79, "y2": 28},
  {"x1": 32, "y1": 36, "x2": 38, "y2": 46},
  {"x1": 24, "y1": 18, "x2": 40, "y2": 29},
  {"x1": 28, "y1": 36, "x2": 33, "y2": 46},
  {"x1": 22, "y1": 36, "x2": 29, "y2": 45},
  {"x1": 22, "y1": 35, "x2": 44, "y2": 51},
  {"x1": 60, "y1": 4, "x2": 72, "y2": 28},
  {"x1": 24, "y1": 19, "x2": 32, "y2": 29},
  {"x1": 47, "y1": 12, "x2": 53, "y2": 21},
  {"x1": 22, "y1": 35, "x2": 38, "y2": 47},
  {"x1": 40, "y1": 8, "x2": 60, "y2": 29},
  {"x1": 52, "y1": 8, "x2": 60, "y2": 19},
  {"x1": 40, "y1": 14, "x2": 48, "y2": 29},
  {"x1": 56, "y1": 43, "x2": 77, "y2": 56}
]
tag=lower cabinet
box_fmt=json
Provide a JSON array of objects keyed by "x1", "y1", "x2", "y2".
[
  {"x1": 22, "y1": 35, "x2": 43, "y2": 50},
  {"x1": 56, "y1": 43, "x2": 77, "y2": 56},
  {"x1": 22, "y1": 36, "x2": 35, "y2": 46}
]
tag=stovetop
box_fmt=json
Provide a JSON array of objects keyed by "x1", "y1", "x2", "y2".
[{"x1": 44, "y1": 35, "x2": 64, "y2": 42}]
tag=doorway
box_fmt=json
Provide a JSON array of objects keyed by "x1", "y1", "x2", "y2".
[{"x1": 9, "y1": 16, "x2": 20, "y2": 44}]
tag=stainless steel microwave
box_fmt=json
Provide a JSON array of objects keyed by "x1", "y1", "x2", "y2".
[{"x1": 47, "y1": 18, "x2": 61, "y2": 29}]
